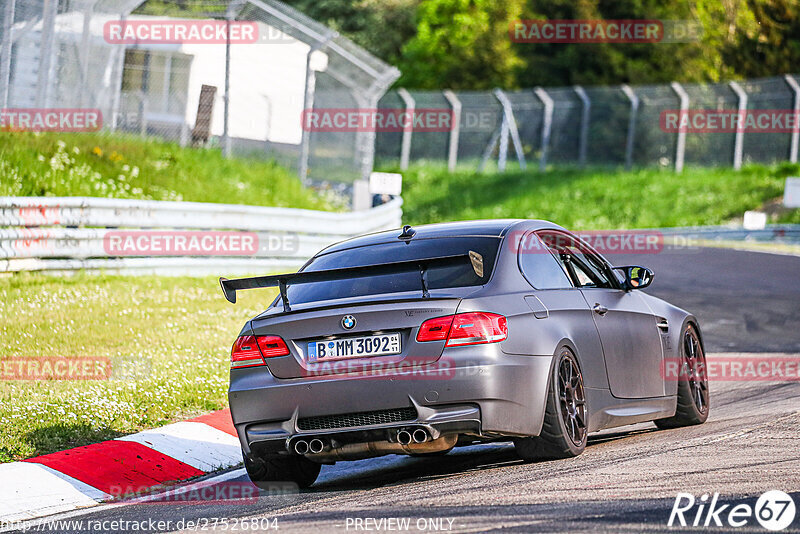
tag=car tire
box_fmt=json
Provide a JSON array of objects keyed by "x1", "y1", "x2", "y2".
[
  {"x1": 243, "y1": 453, "x2": 321, "y2": 489},
  {"x1": 655, "y1": 323, "x2": 710, "y2": 429},
  {"x1": 514, "y1": 347, "x2": 587, "y2": 461}
]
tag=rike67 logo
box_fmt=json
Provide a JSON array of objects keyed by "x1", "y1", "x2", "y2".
[{"x1": 669, "y1": 490, "x2": 796, "y2": 531}]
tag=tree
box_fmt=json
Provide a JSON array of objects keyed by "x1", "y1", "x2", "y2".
[
  {"x1": 722, "y1": 0, "x2": 800, "y2": 77},
  {"x1": 396, "y1": 0, "x2": 525, "y2": 89},
  {"x1": 285, "y1": 0, "x2": 419, "y2": 65},
  {"x1": 276, "y1": 0, "x2": 793, "y2": 88},
  {"x1": 513, "y1": 0, "x2": 737, "y2": 87}
]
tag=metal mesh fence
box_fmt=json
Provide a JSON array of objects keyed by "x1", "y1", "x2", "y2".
[
  {"x1": 455, "y1": 91, "x2": 502, "y2": 166},
  {"x1": 2, "y1": 0, "x2": 132, "y2": 122},
  {"x1": 505, "y1": 90, "x2": 543, "y2": 164},
  {"x1": 741, "y1": 77, "x2": 794, "y2": 164},
  {"x1": 1, "y1": 1, "x2": 798, "y2": 183},
  {"x1": 406, "y1": 90, "x2": 449, "y2": 163},
  {"x1": 375, "y1": 75, "x2": 800, "y2": 173},
  {"x1": 681, "y1": 82, "x2": 738, "y2": 167},
  {"x1": 545, "y1": 87, "x2": 582, "y2": 165},
  {"x1": 0, "y1": 0, "x2": 398, "y2": 188},
  {"x1": 583, "y1": 86, "x2": 629, "y2": 166},
  {"x1": 373, "y1": 89, "x2": 403, "y2": 168},
  {"x1": 631, "y1": 84, "x2": 680, "y2": 168}
]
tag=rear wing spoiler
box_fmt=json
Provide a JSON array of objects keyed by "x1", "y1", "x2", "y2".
[{"x1": 219, "y1": 251, "x2": 484, "y2": 311}]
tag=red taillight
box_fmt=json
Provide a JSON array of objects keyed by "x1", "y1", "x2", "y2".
[
  {"x1": 447, "y1": 312, "x2": 507, "y2": 346},
  {"x1": 231, "y1": 336, "x2": 264, "y2": 369},
  {"x1": 417, "y1": 312, "x2": 507, "y2": 347},
  {"x1": 416, "y1": 315, "x2": 455, "y2": 342},
  {"x1": 230, "y1": 335, "x2": 289, "y2": 369},
  {"x1": 256, "y1": 335, "x2": 290, "y2": 358}
]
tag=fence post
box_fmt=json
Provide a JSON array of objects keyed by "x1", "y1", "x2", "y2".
[
  {"x1": 298, "y1": 46, "x2": 322, "y2": 183},
  {"x1": 0, "y1": 0, "x2": 15, "y2": 108},
  {"x1": 784, "y1": 75, "x2": 800, "y2": 163},
  {"x1": 110, "y1": 20, "x2": 127, "y2": 131},
  {"x1": 573, "y1": 86, "x2": 590, "y2": 167},
  {"x1": 35, "y1": 0, "x2": 58, "y2": 108},
  {"x1": 670, "y1": 82, "x2": 689, "y2": 172},
  {"x1": 298, "y1": 47, "x2": 318, "y2": 184},
  {"x1": 494, "y1": 89, "x2": 526, "y2": 171},
  {"x1": 221, "y1": 17, "x2": 233, "y2": 157},
  {"x1": 221, "y1": 1, "x2": 249, "y2": 157},
  {"x1": 620, "y1": 84, "x2": 639, "y2": 170},
  {"x1": 397, "y1": 88, "x2": 414, "y2": 170},
  {"x1": 357, "y1": 92, "x2": 381, "y2": 183},
  {"x1": 78, "y1": 4, "x2": 93, "y2": 109},
  {"x1": 497, "y1": 107, "x2": 510, "y2": 171},
  {"x1": 534, "y1": 87, "x2": 553, "y2": 171},
  {"x1": 138, "y1": 92, "x2": 148, "y2": 136},
  {"x1": 478, "y1": 128, "x2": 500, "y2": 173},
  {"x1": 443, "y1": 90, "x2": 461, "y2": 172},
  {"x1": 298, "y1": 30, "x2": 337, "y2": 183},
  {"x1": 729, "y1": 81, "x2": 747, "y2": 170}
]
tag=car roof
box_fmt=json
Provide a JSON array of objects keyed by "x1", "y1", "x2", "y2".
[{"x1": 317, "y1": 219, "x2": 566, "y2": 257}]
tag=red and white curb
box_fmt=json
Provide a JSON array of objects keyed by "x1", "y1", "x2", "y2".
[{"x1": 0, "y1": 409, "x2": 241, "y2": 522}]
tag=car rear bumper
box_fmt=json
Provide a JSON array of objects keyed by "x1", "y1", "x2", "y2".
[{"x1": 228, "y1": 347, "x2": 554, "y2": 456}]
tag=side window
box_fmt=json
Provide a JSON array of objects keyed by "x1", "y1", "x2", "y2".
[
  {"x1": 571, "y1": 261, "x2": 596, "y2": 286},
  {"x1": 538, "y1": 231, "x2": 615, "y2": 289},
  {"x1": 517, "y1": 232, "x2": 573, "y2": 289}
]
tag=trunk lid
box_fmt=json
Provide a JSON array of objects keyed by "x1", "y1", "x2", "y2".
[{"x1": 249, "y1": 292, "x2": 464, "y2": 379}]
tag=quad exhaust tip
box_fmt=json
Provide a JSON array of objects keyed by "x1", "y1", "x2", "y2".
[
  {"x1": 296, "y1": 430, "x2": 429, "y2": 454},
  {"x1": 412, "y1": 428, "x2": 429, "y2": 443},
  {"x1": 294, "y1": 439, "x2": 309, "y2": 455},
  {"x1": 397, "y1": 430, "x2": 413, "y2": 445},
  {"x1": 294, "y1": 438, "x2": 325, "y2": 455}
]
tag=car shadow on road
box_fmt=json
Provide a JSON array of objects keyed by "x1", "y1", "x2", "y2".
[
  {"x1": 587, "y1": 426, "x2": 660, "y2": 446},
  {"x1": 305, "y1": 426, "x2": 661, "y2": 493}
]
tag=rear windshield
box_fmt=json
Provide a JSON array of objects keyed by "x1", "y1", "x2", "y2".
[{"x1": 285, "y1": 237, "x2": 501, "y2": 306}]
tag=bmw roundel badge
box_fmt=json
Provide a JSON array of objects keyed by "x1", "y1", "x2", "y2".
[{"x1": 341, "y1": 315, "x2": 356, "y2": 330}]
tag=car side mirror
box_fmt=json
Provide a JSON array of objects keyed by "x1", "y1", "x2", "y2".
[{"x1": 616, "y1": 265, "x2": 654, "y2": 290}]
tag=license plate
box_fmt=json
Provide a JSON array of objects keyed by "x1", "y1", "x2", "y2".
[{"x1": 307, "y1": 333, "x2": 401, "y2": 362}]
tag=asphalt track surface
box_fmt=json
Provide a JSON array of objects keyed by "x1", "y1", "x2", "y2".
[
  {"x1": 19, "y1": 248, "x2": 800, "y2": 533},
  {"x1": 617, "y1": 246, "x2": 800, "y2": 353}
]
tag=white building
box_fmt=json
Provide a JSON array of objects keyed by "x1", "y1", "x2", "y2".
[{"x1": 8, "y1": 12, "x2": 328, "y2": 146}]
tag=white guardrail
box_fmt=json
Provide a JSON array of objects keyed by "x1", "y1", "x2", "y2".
[{"x1": 0, "y1": 197, "x2": 403, "y2": 275}]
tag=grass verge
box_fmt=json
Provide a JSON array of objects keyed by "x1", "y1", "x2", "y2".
[
  {"x1": 391, "y1": 162, "x2": 800, "y2": 228},
  {"x1": 0, "y1": 273, "x2": 277, "y2": 462},
  {"x1": 0, "y1": 131, "x2": 333, "y2": 210}
]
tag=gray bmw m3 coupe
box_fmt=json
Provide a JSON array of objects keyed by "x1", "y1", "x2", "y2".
[{"x1": 220, "y1": 220, "x2": 709, "y2": 488}]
